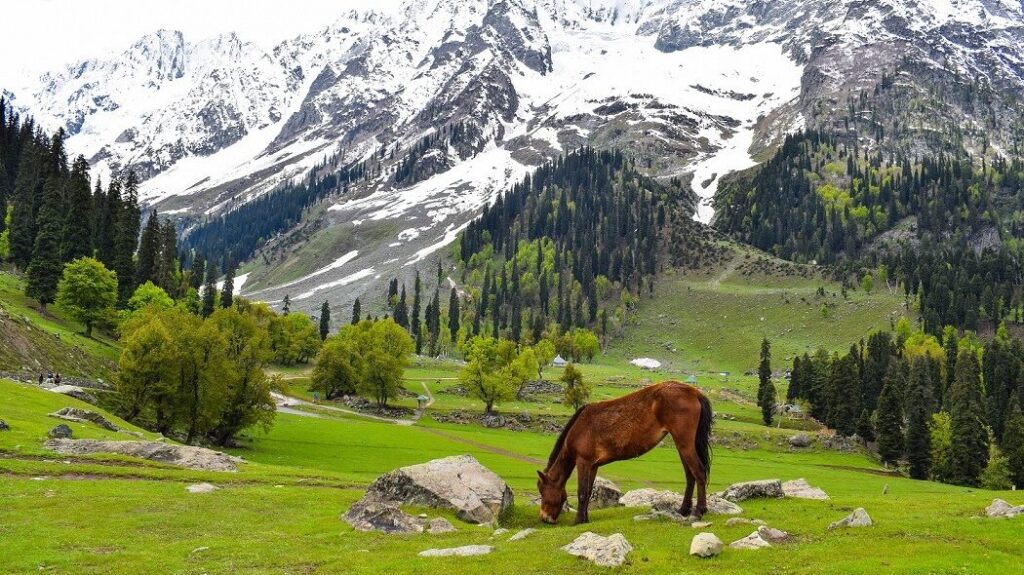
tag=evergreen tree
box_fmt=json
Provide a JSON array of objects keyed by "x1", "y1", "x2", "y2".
[
  {"x1": 201, "y1": 263, "x2": 217, "y2": 318},
  {"x1": 319, "y1": 301, "x2": 331, "y2": 340},
  {"x1": 1001, "y1": 398, "x2": 1024, "y2": 489},
  {"x1": 8, "y1": 141, "x2": 42, "y2": 269},
  {"x1": 394, "y1": 285, "x2": 409, "y2": 328},
  {"x1": 190, "y1": 252, "x2": 206, "y2": 290},
  {"x1": 448, "y1": 287, "x2": 460, "y2": 343},
  {"x1": 156, "y1": 219, "x2": 178, "y2": 296},
  {"x1": 282, "y1": 294, "x2": 291, "y2": 315},
  {"x1": 113, "y1": 172, "x2": 141, "y2": 306},
  {"x1": 757, "y1": 337, "x2": 776, "y2": 426},
  {"x1": 97, "y1": 177, "x2": 121, "y2": 268},
  {"x1": 787, "y1": 356, "x2": 802, "y2": 402},
  {"x1": 25, "y1": 176, "x2": 64, "y2": 306},
  {"x1": 905, "y1": 357, "x2": 934, "y2": 479},
  {"x1": 220, "y1": 265, "x2": 235, "y2": 309},
  {"x1": 875, "y1": 360, "x2": 906, "y2": 467},
  {"x1": 949, "y1": 350, "x2": 990, "y2": 486},
  {"x1": 351, "y1": 298, "x2": 361, "y2": 324},
  {"x1": 829, "y1": 350, "x2": 861, "y2": 436},
  {"x1": 136, "y1": 211, "x2": 161, "y2": 286},
  {"x1": 60, "y1": 156, "x2": 93, "y2": 263},
  {"x1": 412, "y1": 271, "x2": 422, "y2": 353}
]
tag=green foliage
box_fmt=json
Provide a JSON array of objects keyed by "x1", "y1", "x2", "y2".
[
  {"x1": 860, "y1": 273, "x2": 874, "y2": 294},
  {"x1": 948, "y1": 350, "x2": 990, "y2": 486},
  {"x1": 126, "y1": 281, "x2": 173, "y2": 312},
  {"x1": 982, "y1": 445, "x2": 1014, "y2": 491},
  {"x1": 757, "y1": 338, "x2": 776, "y2": 426},
  {"x1": 310, "y1": 335, "x2": 363, "y2": 399},
  {"x1": 269, "y1": 312, "x2": 322, "y2": 366},
  {"x1": 560, "y1": 362, "x2": 590, "y2": 410},
  {"x1": 459, "y1": 335, "x2": 529, "y2": 414},
  {"x1": 55, "y1": 257, "x2": 118, "y2": 337},
  {"x1": 929, "y1": 411, "x2": 955, "y2": 483},
  {"x1": 317, "y1": 319, "x2": 413, "y2": 407},
  {"x1": 875, "y1": 361, "x2": 906, "y2": 466},
  {"x1": 1001, "y1": 400, "x2": 1024, "y2": 488},
  {"x1": 905, "y1": 357, "x2": 934, "y2": 479}
]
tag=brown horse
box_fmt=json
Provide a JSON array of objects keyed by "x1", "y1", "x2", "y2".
[{"x1": 537, "y1": 381, "x2": 713, "y2": 524}]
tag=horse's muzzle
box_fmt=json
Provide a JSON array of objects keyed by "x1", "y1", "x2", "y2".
[{"x1": 540, "y1": 512, "x2": 557, "y2": 524}]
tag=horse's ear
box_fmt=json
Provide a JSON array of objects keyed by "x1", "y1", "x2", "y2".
[{"x1": 536, "y1": 470, "x2": 547, "y2": 481}]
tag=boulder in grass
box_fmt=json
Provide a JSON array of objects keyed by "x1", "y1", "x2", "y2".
[
  {"x1": 782, "y1": 478, "x2": 830, "y2": 500},
  {"x1": 48, "y1": 424, "x2": 73, "y2": 439},
  {"x1": 508, "y1": 528, "x2": 536, "y2": 542},
  {"x1": 419, "y1": 545, "x2": 492, "y2": 557},
  {"x1": 426, "y1": 518, "x2": 457, "y2": 534},
  {"x1": 788, "y1": 434, "x2": 811, "y2": 448},
  {"x1": 757, "y1": 525, "x2": 792, "y2": 543},
  {"x1": 343, "y1": 498, "x2": 425, "y2": 534},
  {"x1": 361, "y1": 455, "x2": 513, "y2": 524},
  {"x1": 49, "y1": 385, "x2": 96, "y2": 404},
  {"x1": 689, "y1": 532, "x2": 723, "y2": 558},
  {"x1": 828, "y1": 508, "x2": 872, "y2": 530},
  {"x1": 707, "y1": 495, "x2": 744, "y2": 515},
  {"x1": 730, "y1": 531, "x2": 771, "y2": 550},
  {"x1": 186, "y1": 483, "x2": 219, "y2": 494},
  {"x1": 562, "y1": 532, "x2": 632, "y2": 567},
  {"x1": 720, "y1": 479, "x2": 784, "y2": 502},
  {"x1": 589, "y1": 477, "x2": 622, "y2": 509},
  {"x1": 49, "y1": 407, "x2": 119, "y2": 432},
  {"x1": 619, "y1": 488, "x2": 684, "y2": 509},
  {"x1": 44, "y1": 438, "x2": 242, "y2": 471},
  {"x1": 985, "y1": 499, "x2": 1024, "y2": 518}
]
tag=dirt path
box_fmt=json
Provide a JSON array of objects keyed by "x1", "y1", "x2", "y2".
[
  {"x1": 708, "y1": 253, "x2": 741, "y2": 288},
  {"x1": 271, "y1": 392, "x2": 416, "y2": 425},
  {"x1": 417, "y1": 427, "x2": 544, "y2": 465}
]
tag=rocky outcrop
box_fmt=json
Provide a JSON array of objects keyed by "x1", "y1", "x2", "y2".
[
  {"x1": 788, "y1": 433, "x2": 811, "y2": 448},
  {"x1": 49, "y1": 385, "x2": 97, "y2": 404},
  {"x1": 620, "y1": 488, "x2": 683, "y2": 509},
  {"x1": 590, "y1": 477, "x2": 622, "y2": 509},
  {"x1": 359, "y1": 455, "x2": 513, "y2": 524},
  {"x1": 44, "y1": 438, "x2": 242, "y2": 471},
  {"x1": 48, "y1": 407, "x2": 119, "y2": 431},
  {"x1": 828, "y1": 508, "x2": 872, "y2": 529},
  {"x1": 689, "y1": 532, "x2": 723, "y2": 557},
  {"x1": 985, "y1": 499, "x2": 1024, "y2": 518},
  {"x1": 720, "y1": 479, "x2": 785, "y2": 502},
  {"x1": 343, "y1": 498, "x2": 426, "y2": 534},
  {"x1": 782, "y1": 478, "x2": 830, "y2": 500},
  {"x1": 562, "y1": 532, "x2": 632, "y2": 567}
]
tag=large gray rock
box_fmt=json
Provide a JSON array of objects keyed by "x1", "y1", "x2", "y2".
[
  {"x1": 828, "y1": 508, "x2": 872, "y2": 530},
  {"x1": 782, "y1": 478, "x2": 830, "y2": 500},
  {"x1": 419, "y1": 545, "x2": 492, "y2": 557},
  {"x1": 730, "y1": 531, "x2": 771, "y2": 550},
  {"x1": 619, "y1": 488, "x2": 683, "y2": 508},
  {"x1": 689, "y1": 532, "x2": 723, "y2": 557},
  {"x1": 48, "y1": 424, "x2": 73, "y2": 439},
  {"x1": 590, "y1": 477, "x2": 622, "y2": 509},
  {"x1": 48, "y1": 385, "x2": 96, "y2": 404},
  {"x1": 562, "y1": 532, "x2": 632, "y2": 567},
  {"x1": 788, "y1": 433, "x2": 811, "y2": 448},
  {"x1": 707, "y1": 495, "x2": 744, "y2": 515},
  {"x1": 49, "y1": 407, "x2": 119, "y2": 432},
  {"x1": 985, "y1": 499, "x2": 1024, "y2": 518},
  {"x1": 342, "y1": 498, "x2": 425, "y2": 533},
  {"x1": 362, "y1": 455, "x2": 513, "y2": 524},
  {"x1": 44, "y1": 438, "x2": 242, "y2": 471},
  {"x1": 721, "y1": 479, "x2": 784, "y2": 502}
]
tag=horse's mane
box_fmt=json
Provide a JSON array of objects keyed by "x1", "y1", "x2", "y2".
[{"x1": 546, "y1": 406, "x2": 585, "y2": 471}]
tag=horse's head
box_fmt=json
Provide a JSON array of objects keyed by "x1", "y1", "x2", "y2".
[{"x1": 536, "y1": 470, "x2": 566, "y2": 524}]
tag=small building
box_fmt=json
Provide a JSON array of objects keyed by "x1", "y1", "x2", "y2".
[{"x1": 552, "y1": 354, "x2": 568, "y2": 368}]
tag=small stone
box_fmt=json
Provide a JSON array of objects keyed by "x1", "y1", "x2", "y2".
[
  {"x1": 419, "y1": 545, "x2": 492, "y2": 557},
  {"x1": 491, "y1": 528, "x2": 509, "y2": 537},
  {"x1": 190, "y1": 546, "x2": 209, "y2": 555},
  {"x1": 707, "y1": 495, "x2": 744, "y2": 515},
  {"x1": 508, "y1": 528, "x2": 536, "y2": 541},
  {"x1": 751, "y1": 519, "x2": 766, "y2": 526},
  {"x1": 725, "y1": 517, "x2": 751, "y2": 527},
  {"x1": 788, "y1": 434, "x2": 811, "y2": 448},
  {"x1": 48, "y1": 424, "x2": 73, "y2": 439},
  {"x1": 342, "y1": 498, "x2": 425, "y2": 533},
  {"x1": 730, "y1": 531, "x2": 771, "y2": 550},
  {"x1": 0, "y1": 419, "x2": 9, "y2": 431},
  {"x1": 426, "y1": 518, "x2": 456, "y2": 534},
  {"x1": 590, "y1": 477, "x2": 622, "y2": 509},
  {"x1": 562, "y1": 532, "x2": 632, "y2": 567},
  {"x1": 691, "y1": 521, "x2": 713, "y2": 529},
  {"x1": 828, "y1": 508, "x2": 872, "y2": 530},
  {"x1": 757, "y1": 525, "x2": 792, "y2": 543},
  {"x1": 689, "y1": 532, "x2": 723, "y2": 558},
  {"x1": 186, "y1": 483, "x2": 219, "y2": 494}
]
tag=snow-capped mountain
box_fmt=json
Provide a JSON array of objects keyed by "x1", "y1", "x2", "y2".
[{"x1": 9, "y1": 0, "x2": 1024, "y2": 313}]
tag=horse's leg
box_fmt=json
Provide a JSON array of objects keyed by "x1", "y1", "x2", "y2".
[
  {"x1": 574, "y1": 460, "x2": 596, "y2": 525},
  {"x1": 679, "y1": 466, "x2": 695, "y2": 517}
]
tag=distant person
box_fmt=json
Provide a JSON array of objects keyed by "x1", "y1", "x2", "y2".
[
  {"x1": 38, "y1": 373, "x2": 44, "y2": 385},
  {"x1": 55, "y1": 373, "x2": 61, "y2": 385}
]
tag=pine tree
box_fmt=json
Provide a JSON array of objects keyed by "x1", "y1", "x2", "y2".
[
  {"x1": 1000, "y1": 398, "x2": 1024, "y2": 489},
  {"x1": 25, "y1": 176, "x2": 64, "y2": 306},
  {"x1": 59, "y1": 155, "x2": 93, "y2": 263},
  {"x1": 875, "y1": 360, "x2": 906, "y2": 467},
  {"x1": 949, "y1": 350, "x2": 990, "y2": 486},
  {"x1": 282, "y1": 294, "x2": 291, "y2": 315},
  {"x1": 787, "y1": 356, "x2": 802, "y2": 402},
  {"x1": 319, "y1": 301, "x2": 331, "y2": 340},
  {"x1": 113, "y1": 172, "x2": 141, "y2": 306},
  {"x1": 136, "y1": 211, "x2": 161, "y2": 286},
  {"x1": 220, "y1": 264, "x2": 235, "y2": 309},
  {"x1": 96, "y1": 177, "x2": 121, "y2": 268},
  {"x1": 412, "y1": 271, "x2": 422, "y2": 353},
  {"x1": 9, "y1": 141, "x2": 42, "y2": 269},
  {"x1": 351, "y1": 298, "x2": 361, "y2": 324},
  {"x1": 156, "y1": 219, "x2": 178, "y2": 296},
  {"x1": 190, "y1": 252, "x2": 206, "y2": 290},
  {"x1": 829, "y1": 350, "x2": 861, "y2": 436},
  {"x1": 757, "y1": 338, "x2": 776, "y2": 426},
  {"x1": 201, "y1": 263, "x2": 217, "y2": 318},
  {"x1": 905, "y1": 357, "x2": 934, "y2": 479},
  {"x1": 394, "y1": 285, "x2": 409, "y2": 328},
  {"x1": 448, "y1": 287, "x2": 460, "y2": 343}
]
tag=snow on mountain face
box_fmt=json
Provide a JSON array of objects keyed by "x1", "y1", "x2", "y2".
[{"x1": 9, "y1": 0, "x2": 1024, "y2": 312}]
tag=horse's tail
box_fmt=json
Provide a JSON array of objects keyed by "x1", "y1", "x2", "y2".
[{"x1": 696, "y1": 393, "x2": 713, "y2": 480}]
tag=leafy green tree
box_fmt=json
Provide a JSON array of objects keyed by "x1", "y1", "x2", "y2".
[
  {"x1": 875, "y1": 360, "x2": 906, "y2": 467},
  {"x1": 358, "y1": 319, "x2": 414, "y2": 407},
  {"x1": 534, "y1": 339, "x2": 556, "y2": 380},
  {"x1": 929, "y1": 411, "x2": 955, "y2": 483},
  {"x1": 55, "y1": 257, "x2": 118, "y2": 337},
  {"x1": 310, "y1": 335, "x2": 363, "y2": 399},
  {"x1": 981, "y1": 445, "x2": 1014, "y2": 490},
  {"x1": 949, "y1": 350, "x2": 989, "y2": 486},
  {"x1": 269, "y1": 313, "x2": 322, "y2": 366},
  {"x1": 561, "y1": 363, "x2": 590, "y2": 410},
  {"x1": 460, "y1": 336, "x2": 524, "y2": 414},
  {"x1": 861, "y1": 272, "x2": 874, "y2": 294},
  {"x1": 757, "y1": 337, "x2": 776, "y2": 426},
  {"x1": 117, "y1": 318, "x2": 177, "y2": 421},
  {"x1": 126, "y1": 281, "x2": 174, "y2": 312},
  {"x1": 905, "y1": 357, "x2": 934, "y2": 479}
]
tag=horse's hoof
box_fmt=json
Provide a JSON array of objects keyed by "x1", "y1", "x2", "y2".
[
  {"x1": 680, "y1": 507, "x2": 693, "y2": 517},
  {"x1": 573, "y1": 517, "x2": 589, "y2": 525}
]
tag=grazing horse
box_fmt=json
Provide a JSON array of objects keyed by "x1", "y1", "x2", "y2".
[{"x1": 537, "y1": 381, "x2": 713, "y2": 524}]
